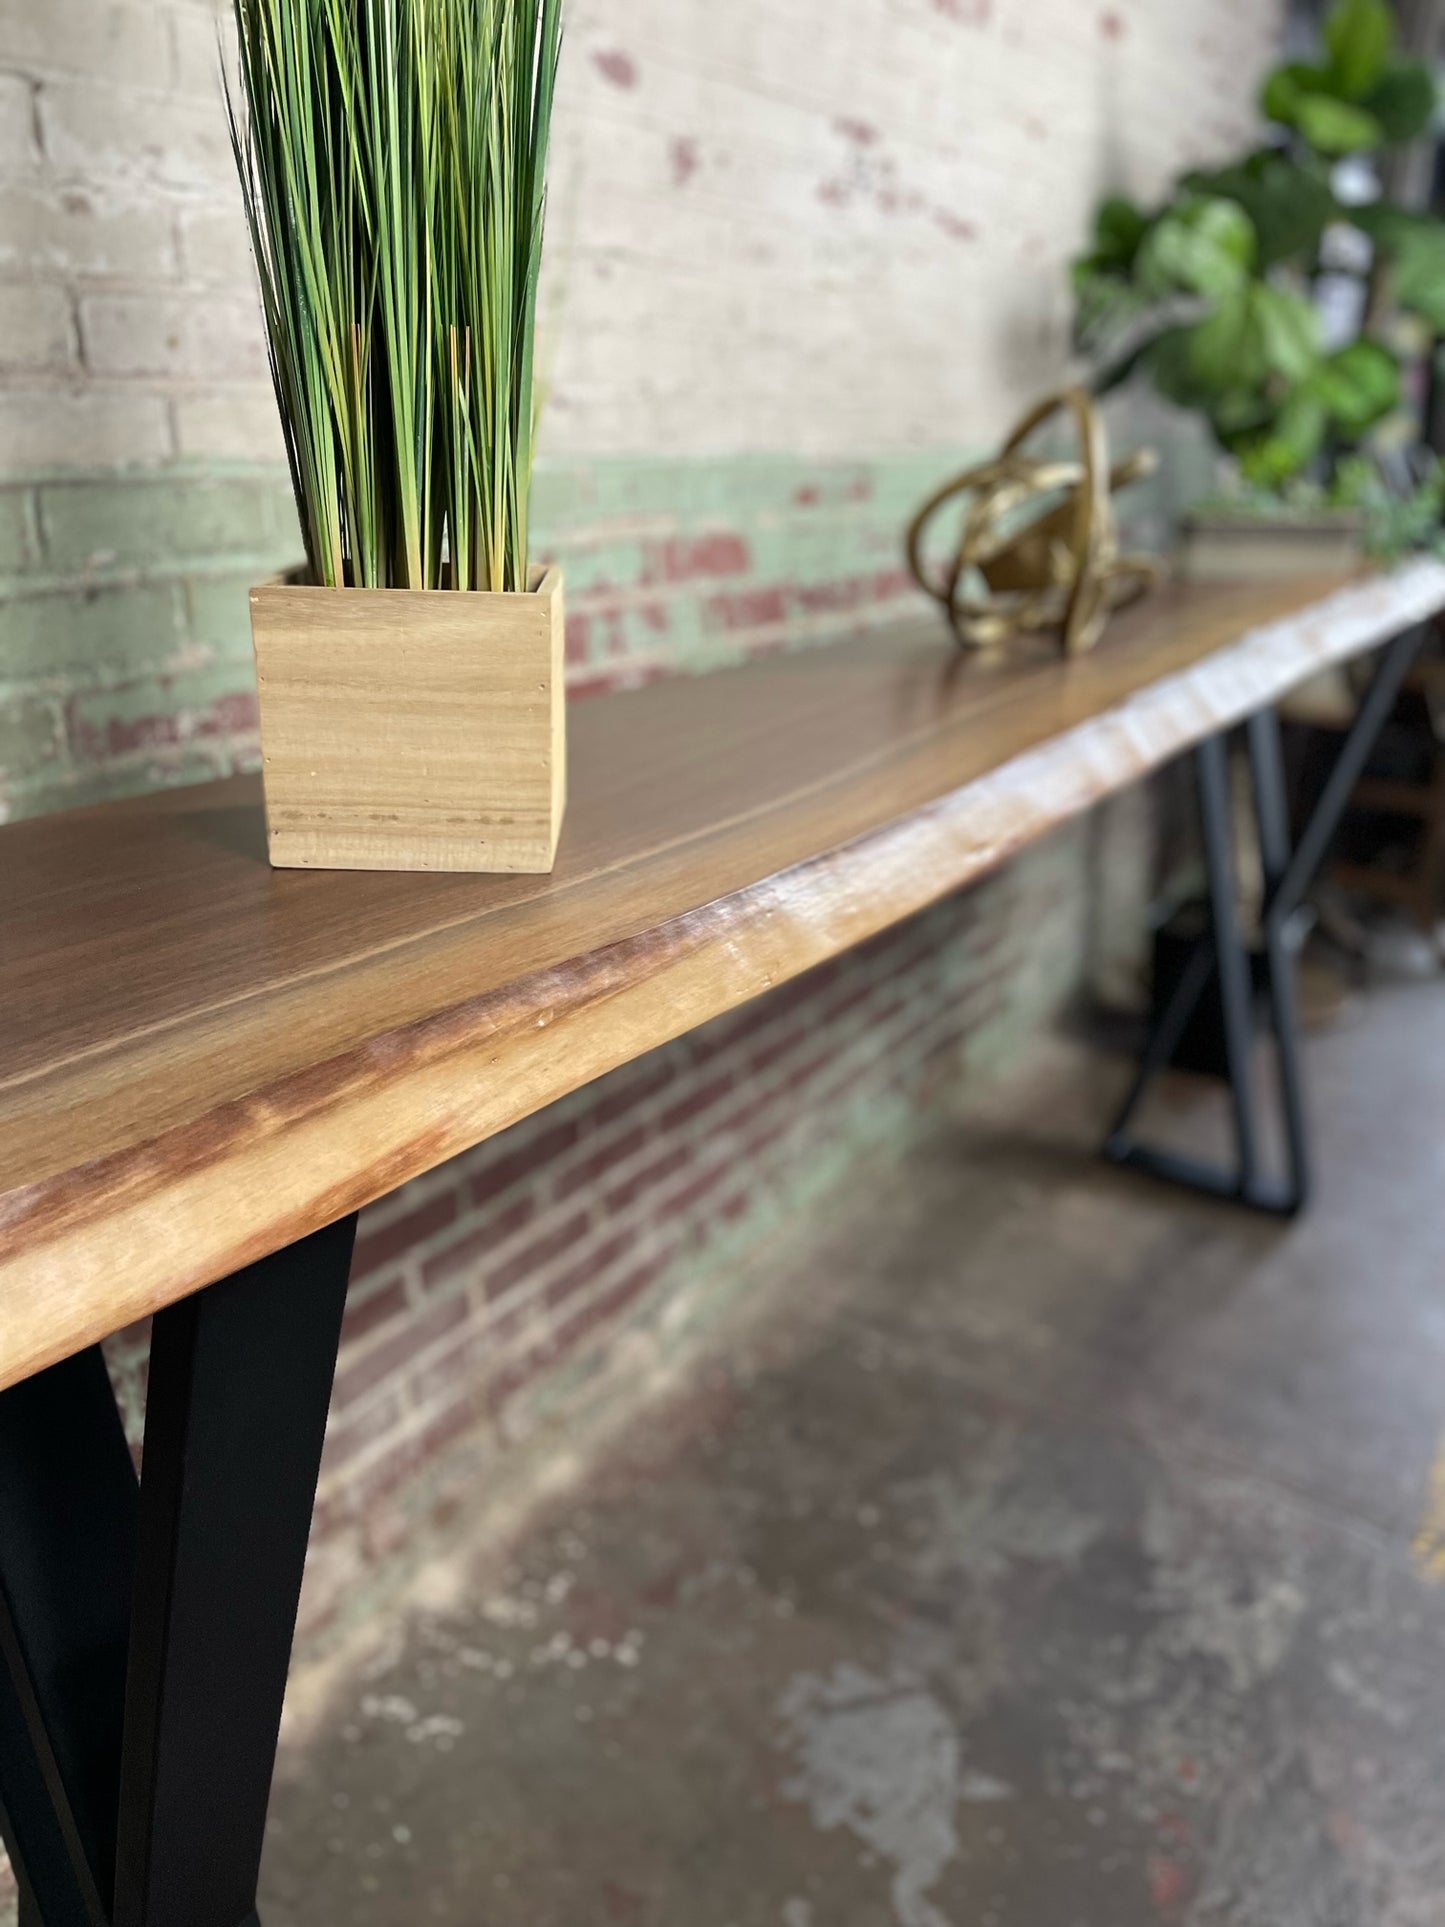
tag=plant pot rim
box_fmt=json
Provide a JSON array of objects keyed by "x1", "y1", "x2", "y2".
[{"x1": 254, "y1": 563, "x2": 560, "y2": 599}]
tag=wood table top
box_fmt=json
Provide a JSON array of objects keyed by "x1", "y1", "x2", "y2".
[{"x1": 3, "y1": 561, "x2": 1443, "y2": 1389}]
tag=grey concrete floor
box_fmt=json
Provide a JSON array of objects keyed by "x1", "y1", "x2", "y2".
[{"x1": 261, "y1": 963, "x2": 1445, "y2": 1927}]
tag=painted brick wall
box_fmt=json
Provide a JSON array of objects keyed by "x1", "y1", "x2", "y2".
[{"x1": 0, "y1": 0, "x2": 1281, "y2": 816}]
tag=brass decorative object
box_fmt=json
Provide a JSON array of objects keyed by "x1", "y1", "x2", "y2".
[{"x1": 906, "y1": 386, "x2": 1159, "y2": 655}]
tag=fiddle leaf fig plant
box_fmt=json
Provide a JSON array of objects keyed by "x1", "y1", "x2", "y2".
[{"x1": 1073, "y1": 0, "x2": 1442, "y2": 504}]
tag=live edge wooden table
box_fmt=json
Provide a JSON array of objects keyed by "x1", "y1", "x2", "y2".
[{"x1": 2, "y1": 563, "x2": 1443, "y2": 1927}]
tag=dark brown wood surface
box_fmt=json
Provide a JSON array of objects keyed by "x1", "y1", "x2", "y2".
[{"x1": 3, "y1": 563, "x2": 1442, "y2": 1388}]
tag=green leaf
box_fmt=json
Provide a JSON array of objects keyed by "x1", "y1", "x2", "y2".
[
  {"x1": 1252, "y1": 285, "x2": 1322, "y2": 381},
  {"x1": 1324, "y1": 0, "x2": 1394, "y2": 100},
  {"x1": 1357, "y1": 203, "x2": 1445, "y2": 329},
  {"x1": 1363, "y1": 60, "x2": 1438, "y2": 144},
  {"x1": 1135, "y1": 195, "x2": 1254, "y2": 300},
  {"x1": 1239, "y1": 391, "x2": 1330, "y2": 485},
  {"x1": 1092, "y1": 195, "x2": 1148, "y2": 269},
  {"x1": 1173, "y1": 283, "x2": 1319, "y2": 400},
  {"x1": 1294, "y1": 91, "x2": 1384, "y2": 154},
  {"x1": 1394, "y1": 225, "x2": 1445, "y2": 329},
  {"x1": 1312, "y1": 339, "x2": 1399, "y2": 429},
  {"x1": 1145, "y1": 326, "x2": 1213, "y2": 409},
  {"x1": 1183, "y1": 291, "x2": 1265, "y2": 390},
  {"x1": 1185, "y1": 150, "x2": 1335, "y2": 267},
  {"x1": 1262, "y1": 63, "x2": 1331, "y2": 125},
  {"x1": 1208, "y1": 386, "x2": 1278, "y2": 442},
  {"x1": 1264, "y1": 60, "x2": 1384, "y2": 152}
]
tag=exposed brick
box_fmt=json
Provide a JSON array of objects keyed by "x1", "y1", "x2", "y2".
[
  {"x1": 319, "y1": 1388, "x2": 407, "y2": 1481},
  {"x1": 470, "y1": 1118, "x2": 582, "y2": 1208},
  {"x1": 666, "y1": 1158, "x2": 734, "y2": 1221},
  {"x1": 603, "y1": 1142, "x2": 689, "y2": 1214},
  {"x1": 420, "y1": 1193, "x2": 537, "y2": 1292},
  {"x1": 643, "y1": 531, "x2": 750, "y2": 584},
  {"x1": 405, "y1": 1325, "x2": 498, "y2": 1413},
  {"x1": 352, "y1": 1193, "x2": 457, "y2": 1280},
  {"x1": 591, "y1": 1055, "x2": 677, "y2": 1128},
  {"x1": 543, "y1": 1224, "x2": 640, "y2": 1311},
  {"x1": 659, "y1": 1071, "x2": 734, "y2": 1134},
  {"x1": 340, "y1": 1277, "x2": 409, "y2": 1349},
  {"x1": 555, "y1": 1121, "x2": 648, "y2": 1197},
  {"x1": 64, "y1": 673, "x2": 256, "y2": 768},
  {"x1": 331, "y1": 1292, "x2": 468, "y2": 1413},
  {"x1": 484, "y1": 1209, "x2": 590, "y2": 1304}
]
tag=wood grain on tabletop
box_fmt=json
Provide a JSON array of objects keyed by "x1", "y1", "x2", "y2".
[{"x1": 2, "y1": 563, "x2": 1441, "y2": 1390}]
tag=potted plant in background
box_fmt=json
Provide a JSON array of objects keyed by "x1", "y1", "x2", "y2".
[
  {"x1": 230, "y1": 0, "x2": 566, "y2": 872},
  {"x1": 1073, "y1": 0, "x2": 1444, "y2": 579}
]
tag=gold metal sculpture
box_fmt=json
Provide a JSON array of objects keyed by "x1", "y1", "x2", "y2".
[{"x1": 906, "y1": 386, "x2": 1159, "y2": 656}]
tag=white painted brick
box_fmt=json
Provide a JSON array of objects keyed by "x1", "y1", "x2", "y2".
[
  {"x1": 1, "y1": 0, "x2": 1286, "y2": 472},
  {"x1": 0, "y1": 283, "x2": 76, "y2": 373},
  {"x1": 0, "y1": 388, "x2": 171, "y2": 467},
  {"x1": 0, "y1": 71, "x2": 37, "y2": 172},
  {"x1": 536, "y1": 0, "x2": 1285, "y2": 460},
  {"x1": 172, "y1": 385, "x2": 286, "y2": 464},
  {"x1": 169, "y1": 5, "x2": 236, "y2": 101},
  {"x1": 37, "y1": 77, "x2": 231, "y2": 186},
  {"x1": 176, "y1": 204, "x2": 255, "y2": 287},
  {"x1": 0, "y1": 181, "x2": 177, "y2": 280},
  {"x1": 0, "y1": 2, "x2": 170, "y2": 88},
  {"x1": 80, "y1": 291, "x2": 266, "y2": 380}
]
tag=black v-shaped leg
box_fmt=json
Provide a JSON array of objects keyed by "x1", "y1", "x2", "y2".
[
  {"x1": 0, "y1": 1214, "x2": 356, "y2": 1927},
  {"x1": 1105, "y1": 622, "x2": 1425, "y2": 1214}
]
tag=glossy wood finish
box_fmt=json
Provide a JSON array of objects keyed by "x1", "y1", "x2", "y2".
[{"x1": 3, "y1": 563, "x2": 1444, "y2": 1390}]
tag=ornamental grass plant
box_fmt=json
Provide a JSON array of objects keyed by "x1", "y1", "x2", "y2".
[{"x1": 228, "y1": 0, "x2": 563, "y2": 593}]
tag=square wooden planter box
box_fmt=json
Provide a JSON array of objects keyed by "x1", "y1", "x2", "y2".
[{"x1": 250, "y1": 567, "x2": 566, "y2": 873}]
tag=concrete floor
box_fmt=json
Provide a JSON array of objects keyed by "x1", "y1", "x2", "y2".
[{"x1": 261, "y1": 961, "x2": 1445, "y2": 1927}]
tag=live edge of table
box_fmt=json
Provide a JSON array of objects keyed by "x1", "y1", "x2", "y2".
[{"x1": 3, "y1": 561, "x2": 1445, "y2": 1398}]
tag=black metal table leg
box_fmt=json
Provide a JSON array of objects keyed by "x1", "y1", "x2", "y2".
[
  {"x1": 1247, "y1": 708, "x2": 1311, "y2": 1209},
  {"x1": 114, "y1": 1214, "x2": 355, "y2": 1927},
  {"x1": 1104, "y1": 622, "x2": 1426, "y2": 1214},
  {"x1": 1197, "y1": 730, "x2": 1262, "y2": 1192},
  {"x1": 0, "y1": 1212, "x2": 356, "y2": 1927},
  {"x1": 0, "y1": 1346, "x2": 138, "y2": 1927}
]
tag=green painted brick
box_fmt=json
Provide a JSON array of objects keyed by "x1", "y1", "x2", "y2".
[
  {"x1": 531, "y1": 450, "x2": 962, "y2": 535},
  {"x1": 65, "y1": 662, "x2": 257, "y2": 770},
  {"x1": 3, "y1": 750, "x2": 254, "y2": 824},
  {"x1": 0, "y1": 583, "x2": 184, "y2": 686},
  {"x1": 187, "y1": 575, "x2": 264, "y2": 664},
  {"x1": 0, "y1": 490, "x2": 35, "y2": 576},
  {"x1": 38, "y1": 475, "x2": 295, "y2": 578},
  {"x1": 0, "y1": 695, "x2": 61, "y2": 780}
]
